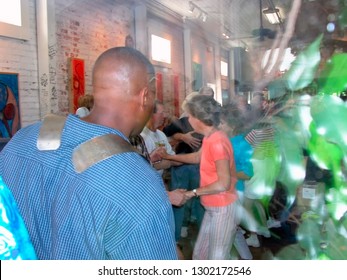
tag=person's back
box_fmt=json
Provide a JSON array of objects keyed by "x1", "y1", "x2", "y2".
[{"x1": 0, "y1": 47, "x2": 177, "y2": 260}]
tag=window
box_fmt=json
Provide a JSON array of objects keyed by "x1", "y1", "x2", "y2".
[
  {"x1": 151, "y1": 34, "x2": 171, "y2": 64},
  {"x1": 0, "y1": 0, "x2": 29, "y2": 40},
  {"x1": 221, "y1": 61, "x2": 228, "y2": 77},
  {"x1": 261, "y1": 48, "x2": 296, "y2": 73}
]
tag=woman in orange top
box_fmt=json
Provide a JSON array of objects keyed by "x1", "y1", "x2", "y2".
[{"x1": 160, "y1": 94, "x2": 238, "y2": 259}]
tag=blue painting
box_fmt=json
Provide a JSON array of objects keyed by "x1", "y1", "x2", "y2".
[{"x1": 0, "y1": 73, "x2": 20, "y2": 139}]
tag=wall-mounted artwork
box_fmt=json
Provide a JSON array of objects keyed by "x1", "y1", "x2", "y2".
[
  {"x1": 69, "y1": 58, "x2": 85, "y2": 113},
  {"x1": 156, "y1": 72, "x2": 163, "y2": 102},
  {"x1": 192, "y1": 62, "x2": 202, "y2": 91},
  {"x1": 173, "y1": 74, "x2": 179, "y2": 117},
  {"x1": 0, "y1": 72, "x2": 20, "y2": 139}
]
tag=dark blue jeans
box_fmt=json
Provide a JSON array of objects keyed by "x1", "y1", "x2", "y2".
[{"x1": 170, "y1": 164, "x2": 205, "y2": 241}]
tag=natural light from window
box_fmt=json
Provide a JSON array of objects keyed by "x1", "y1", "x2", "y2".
[
  {"x1": 221, "y1": 61, "x2": 228, "y2": 76},
  {"x1": 0, "y1": 0, "x2": 21, "y2": 26},
  {"x1": 261, "y1": 48, "x2": 296, "y2": 73},
  {"x1": 151, "y1": 34, "x2": 171, "y2": 64}
]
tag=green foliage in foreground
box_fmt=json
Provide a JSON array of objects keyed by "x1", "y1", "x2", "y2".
[{"x1": 254, "y1": 34, "x2": 347, "y2": 259}]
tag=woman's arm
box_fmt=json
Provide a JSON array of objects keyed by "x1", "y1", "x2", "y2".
[
  {"x1": 161, "y1": 149, "x2": 201, "y2": 164},
  {"x1": 186, "y1": 159, "x2": 231, "y2": 198},
  {"x1": 236, "y1": 171, "x2": 251, "y2": 181}
]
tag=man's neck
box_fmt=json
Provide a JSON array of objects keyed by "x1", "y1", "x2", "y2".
[{"x1": 146, "y1": 122, "x2": 156, "y2": 132}]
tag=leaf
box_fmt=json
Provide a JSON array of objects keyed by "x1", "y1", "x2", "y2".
[
  {"x1": 274, "y1": 116, "x2": 306, "y2": 205},
  {"x1": 307, "y1": 122, "x2": 344, "y2": 172},
  {"x1": 325, "y1": 235, "x2": 347, "y2": 259},
  {"x1": 339, "y1": 212, "x2": 347, "y2": 238},
  {"x1": 317, "y1": 53, "x2": 347, "y2": 94},
  {"x1": 274, "y1": 244, "x2": 307, "y2": 260},
  {"x1": 338, "y1": 7, "x2": 347, "y2": 30},
  {"x1": 310, "y1": 95, "x2": 347, "y2": 154},
  {"x1": 268, "y1": 79, "x2": 287, "y2": 99},
  {"x1": 281, "y1": 34, "x2": 323, "y2": 91},
  {"x1": 245, "y1": 141, "x2": 281, "y2": 199},
  {"x1": 326, "y1": 188, "x2": 347, "y2": 221},
  {"x1": 296, "y1": 218, "x2": 321, "y2": 259},
  {"x1": 325, "y1": 218, "x2": 347, "y2": 259},
  {"x1": 286, "y1": 95, "x2": 313, "y2": 149}
]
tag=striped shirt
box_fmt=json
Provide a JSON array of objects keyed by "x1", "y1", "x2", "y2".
[
  {"x1": 0, "y1": 115, "x2": 177, "y2": 260},
  {"x1": 245, "y1": 127, "x2": 276, "y2": 158}
]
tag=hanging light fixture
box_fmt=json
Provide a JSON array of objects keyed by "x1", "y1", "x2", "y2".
[
  {"x1": 201, "y1": 12, "x2": 207, "y2": 22},
  {"x1": 263, "y1": 7, "x2": 281, "y2": 24},
  {"x1": 187, "y1": 2, "x2": 208, "y2": 23},
  {"x1": 188, "y1": 1, "x2": 195, "y2": 13}
]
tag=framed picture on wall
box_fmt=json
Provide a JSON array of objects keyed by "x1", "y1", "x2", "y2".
[
  {"x1": 69, "y1": 58, "x2": 85, "y2": 113},
  {"x1": 0, "y1": 72, "x2": 20, "y2": 141},
  {"x1": 192, "y1": 62, "x2": 202, "y2": 91},
  {"x1": 156, "y1": 72, "x2": 163, "y2": 102}
]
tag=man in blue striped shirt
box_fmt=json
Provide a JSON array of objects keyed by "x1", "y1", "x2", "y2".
[{"x1": 0, "y1": 47, "x2": 178, "y2": 260}]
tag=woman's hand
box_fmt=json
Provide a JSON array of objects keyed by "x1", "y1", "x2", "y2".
[
  {"x1": 185, "y1": 190, "x2": 196, "y2": 199},
  {"x1": 157, "y1": 147, "x2": 170, "y2": 159},
  {"x1": 150, "y1": 147, "x2": 165, "y2": 163}
]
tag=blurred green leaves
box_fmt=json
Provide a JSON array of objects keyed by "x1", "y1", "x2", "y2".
[
  {"x1": 317, "y1": 54, "x2": 347, "y2": 94},
  {"x1": 253, "y1": 33, "x2": 347, "y2": 259},
  {"x1": 268, "y1": 34, "x2": 322, "y2": 99}
]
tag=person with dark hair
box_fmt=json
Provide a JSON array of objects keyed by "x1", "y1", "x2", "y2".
[
  {"x1": 163, "y1": 93, "x2": 204, "y2": 243},
  {"x1": 159, "y1": 95, "x2": 238, "y2": 260},
  {"x1": 0, "y1": 47, "x2": 177, "y2": 260},
  {"x1": 141, "y1": 100, "x2": 181, "y2": 176},
  {"x1": 75, "y1": 94, "x2": 94, "y2": 117},
  {"x1": 125, "y1": 35, "x2": 134, "y2": 48}
]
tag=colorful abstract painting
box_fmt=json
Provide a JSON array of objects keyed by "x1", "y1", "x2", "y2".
[{"x1": 0, "y1": 72, "x2": 20, "y2": 139}]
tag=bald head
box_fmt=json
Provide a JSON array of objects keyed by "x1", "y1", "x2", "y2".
[
  {"x1": 92, "y1": 47, "x2": 155, "y2": 94},
  {"x1": 86, "y1": 47, "x2": 156, "y2": 137}
]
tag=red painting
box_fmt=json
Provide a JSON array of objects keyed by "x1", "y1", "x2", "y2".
[
  {"x1": 173, "y1": 74, "x2": 179, "y2": 117},
  {"x1": 156, "y1": 72, "x2": 163, "y2": 102},
  {"x1": 70, "y1": 58, "x2": 85, "y2": 113}
]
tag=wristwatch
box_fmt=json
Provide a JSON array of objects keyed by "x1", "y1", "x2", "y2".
[{"x1": 192, "y1": 189, "x2": 198, "y2": 197}]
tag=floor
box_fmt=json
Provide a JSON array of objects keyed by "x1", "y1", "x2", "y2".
[{"x1": 177, "y1": 220, "x2": 299, "y2": 260}]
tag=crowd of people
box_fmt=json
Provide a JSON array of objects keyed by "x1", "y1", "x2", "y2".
[{"x1": 0, "y1": 46, "x2": 282, "y2": 260}]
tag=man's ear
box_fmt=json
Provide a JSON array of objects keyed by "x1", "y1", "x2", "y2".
[{"x1": 140, "y1": 86, "x2": 149, "y2": 108}]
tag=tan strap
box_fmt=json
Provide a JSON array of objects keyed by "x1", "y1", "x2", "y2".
[
  {"x1": 37, "y1": 114, "x2": 142, "y2": 173},
  {"x1": 37, "y1": 114, "x2": 67, "y2": 151},
  {"x1": 72, "y1": 134, "x2": 141, "y2": 173}
]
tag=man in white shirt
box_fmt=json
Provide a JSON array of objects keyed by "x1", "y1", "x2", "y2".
[{"x1": 141, "y1": 100, "x2": 178, "y2": 176}]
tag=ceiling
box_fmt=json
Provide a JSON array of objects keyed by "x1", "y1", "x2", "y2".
[
  {"x1": 145, "y1": 0, "x2": 345, "y2": 50},
  {"x1": 149, "y1": 0, "x2": 288, "y2": 39},
  {"x1": 58, "y1": 0, "x2": 347, "y2": 51}
]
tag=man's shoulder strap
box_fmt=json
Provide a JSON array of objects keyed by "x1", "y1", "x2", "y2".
[
  {"x1": 36, "y1": 114, "x2": 143, "y2": 173},
  {"x1": 37, "y1": 114, "x2": 67, "y2": 151},
  {"x1": 72, "y1": 134, "x2": 141, "y2": 173}
]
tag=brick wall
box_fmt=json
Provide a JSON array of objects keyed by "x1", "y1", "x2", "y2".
[
  {"x1": 147, "y1": 15, "x2": 185, "y2": 118},
  {"x1": 0, "y1": 0, "x2": 134, "y2": 127},
  {"x1": 0, "y1": 0, "x2": 221, "y2": 128},
  {"x1": 54, "y1": 0, "x2": 134, "y2": 114}
]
